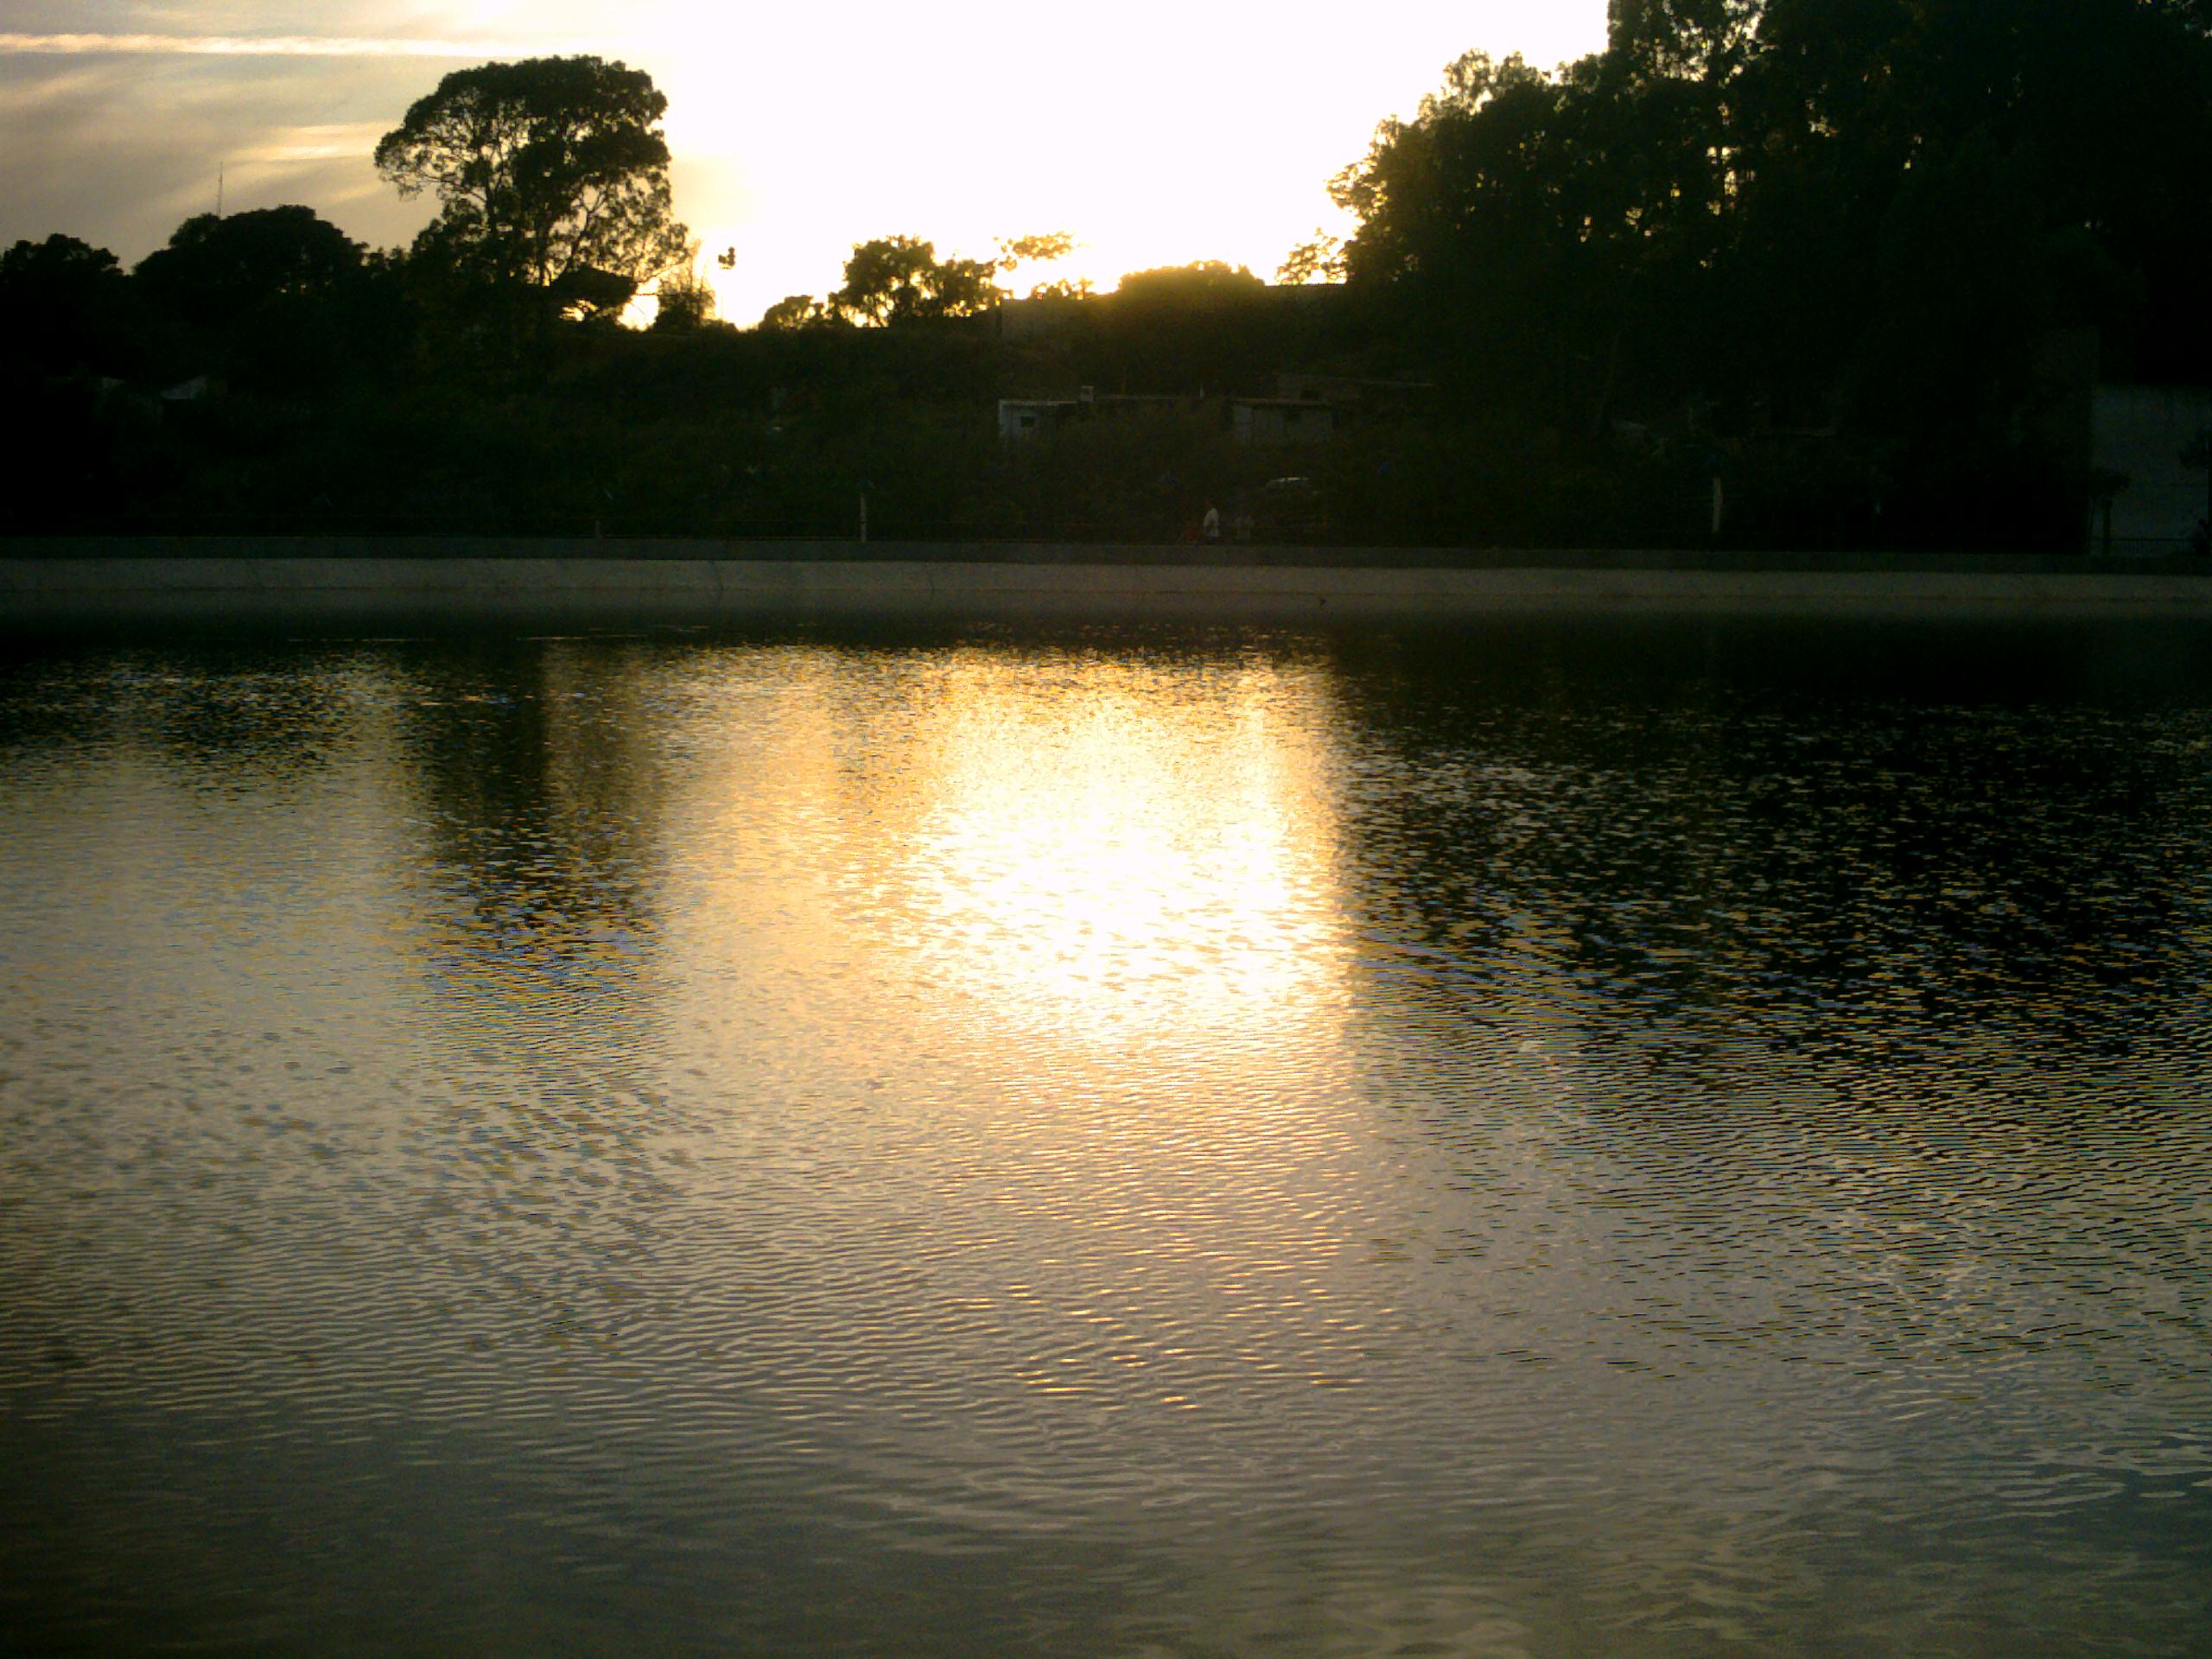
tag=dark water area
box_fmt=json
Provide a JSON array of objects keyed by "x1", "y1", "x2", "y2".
[{"x1": 2, "y1": 615, "x2": 2209, "y2": 1656}]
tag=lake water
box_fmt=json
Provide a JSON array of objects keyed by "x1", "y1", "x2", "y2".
[{"x1": 3, "y1": 616, "x2": 2209, "y2": 1656}]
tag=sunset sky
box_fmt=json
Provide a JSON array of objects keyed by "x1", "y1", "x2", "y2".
[{"x1": 0, "y1": 3, "x2": 1608, "y2": 323}]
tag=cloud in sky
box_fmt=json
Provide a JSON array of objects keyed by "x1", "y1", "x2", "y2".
[
  {"x1": 0, "y1": 46, "x2": 442, "y2": 259},
  {"x1": 0, "y1": 35, "x2": 579, "y2": 57},
  {"x1": 2, "y1": 3, "x2": 1610, "y2": 324}
]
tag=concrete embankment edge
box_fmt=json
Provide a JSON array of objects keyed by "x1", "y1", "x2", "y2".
[{"x1": 7, "y1": 555, "x2": 2212, "y2": 624}]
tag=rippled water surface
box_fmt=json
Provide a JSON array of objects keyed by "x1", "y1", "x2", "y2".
[{"x1": 3, "y1": 618, "x2": 2209, "y2": 1656}]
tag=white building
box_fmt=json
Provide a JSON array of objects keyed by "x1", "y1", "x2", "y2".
[{"x1": 997, "y1": 398, "x2": 1077, "y2": 443}]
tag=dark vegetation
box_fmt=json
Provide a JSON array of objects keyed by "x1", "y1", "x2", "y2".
[{"x1": 4, "y1": 2, "x2": 2209, "y2": 550}]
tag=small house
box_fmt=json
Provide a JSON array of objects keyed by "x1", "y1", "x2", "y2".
[{"x1": 998, "y1": 398, "x2": 1077, "y2": 443}]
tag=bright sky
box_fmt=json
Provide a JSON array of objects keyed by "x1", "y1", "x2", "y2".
[{"x1": 0, "y1": 3, "x2": 1608, "y2": 325}]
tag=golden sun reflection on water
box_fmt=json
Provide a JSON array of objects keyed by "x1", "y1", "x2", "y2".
[{"x1": 887, "y1": 653, "x2": 1348, "y2": 1044}]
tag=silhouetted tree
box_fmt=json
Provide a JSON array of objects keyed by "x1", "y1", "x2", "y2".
[
  {"x1": 995, "y1": 232, "x2": 1084, "y2": 297},
  {"x1": 1084, "y1": 262, "x2": 1274, "y2": 395},
  {"x1": 0, "y1": 235, "x2": 140, "y2": 375},
  {"x1": 1334, "y1": 48, "x2": 1727, "y2": 429},
  {"x1": 832, "y1": 236, "x2": 1001, "y2": 324},
  {"x1": 2, "y1": 234, "x2": 121, "y2": 304},
  {"x1": 1605, "y1": 0, "x2": 1762, "y2": 81},
  {"x1": 375, "y1": 56, "x2": 690, "y2": 299},
  {"x1": 1276, "y1": 232, "x2": 1344, "y2": 285},
  {"x1": 996, "y1": 232, "x2": 1074, "y2": 265},
  {"x1": 1318, "y1": 0, "x2": 2212, "y2": 544},
  {"x1": 651, "y1": 264, "x2": 717, "y2": 331},
  {"x1": 779, "y1": 232, "x2": 1077, "y2": 326},
  {"x1": 1113, "y1": 261, "x2": 1266, "y2": 307},
  {"x1": 759, "y1": 293, "x2": 843, "y2": 330},
  {"x1": 135, "y1": 207, "x2": 364, "y2": 330},
  {"x1": 546, "y1": 264, "x2": 642, "y2": 322}
]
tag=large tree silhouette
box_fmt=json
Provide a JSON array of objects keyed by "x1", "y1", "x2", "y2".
[{"x1": 375, "y1": 55, "x2": 690, "y2": 307}]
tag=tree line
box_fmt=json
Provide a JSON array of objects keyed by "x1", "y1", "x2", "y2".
[
  {"x1": 5, "y1": 1, "x2": 2209, "y2": 549},
  {"x1": 1307, "y1": 0, "x2": 2212, "y2": 545}
]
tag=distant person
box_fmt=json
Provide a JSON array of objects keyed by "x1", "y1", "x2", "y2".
[{"x1": 1202, "y1": 502, "x2": 1221, "y2": 543}]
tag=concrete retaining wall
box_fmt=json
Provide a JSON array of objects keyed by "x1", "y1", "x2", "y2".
[{"x1": 7, "y1": 548, "x2": 2212, "y2": 626}]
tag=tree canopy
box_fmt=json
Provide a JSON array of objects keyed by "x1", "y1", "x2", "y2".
[
  {"x1": 1112, "y1": 262, "x2": 1266, "y2": 308},
  {"x1": 134, "y1": 207, "x2": 364, "y2": 328},
  {"x1": 1328, "y1": 0, "x2": 2212, "y2": 435},
  {"x1": 0, "y1": 235, "x2": 138, "y2": 376},
  {"x1": 13, "y1": 12, "x2": 2212, "y2": 550},
  {"x1": 3, "y1": 233, "x2": 122, "y2": 291},
  {"x1": 374, "y1": 55, "x2": 690, "y2": 299},
  {"x1": 765, "y1": 231, "x2": 1078, "y2": 328},
  {"x1": 759, "y1": 293, "x2": 843, "y2": 331},
  {"x1": 831, "y1": 236, "x2": 1001, "y2": 325},
  {"x1": 651, "y1": 265, "x2": 718, "y2": 332}
]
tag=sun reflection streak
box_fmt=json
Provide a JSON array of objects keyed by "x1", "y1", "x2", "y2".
[{"x1": 886, "y1": 653, "x2": 1347, "y2": 1045}]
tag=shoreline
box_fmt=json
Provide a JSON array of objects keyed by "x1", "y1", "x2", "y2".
[{"x1": 5, "y1": 539, "x2": 2211, "y2": 626}]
